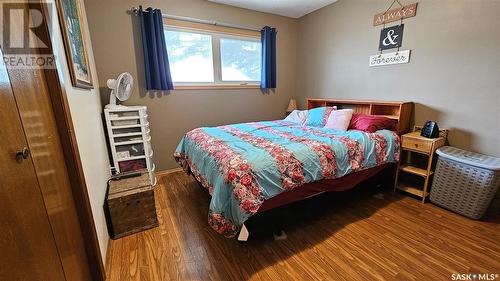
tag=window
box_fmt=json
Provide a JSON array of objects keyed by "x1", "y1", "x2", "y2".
[
  {"x1": 220, "y1": 38, "x2": 261, "y2": 82},
  {"x1": 164, "y1": 30, "x2": 214, "y2": 83},
  {"x1": 164, "y1": 20, "x2": 261, "y2": 89}
]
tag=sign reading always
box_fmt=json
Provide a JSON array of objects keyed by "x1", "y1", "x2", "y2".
[
  {"x1": 373, "y1": 3, "x2": 418, "y2": 26},
  {"x1": 379, "y1": 24, "x2": 404, "y2": 50},
  {"x1": 369, "y1": 50, "x2": 411, "y2": 67}
]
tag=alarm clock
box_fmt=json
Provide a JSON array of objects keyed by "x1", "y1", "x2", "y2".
[{"x1": 420, "y1": 121, "x2": 440, "y2": 138}]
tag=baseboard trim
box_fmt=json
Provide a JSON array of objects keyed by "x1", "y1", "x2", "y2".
[
  {"x1": 156, "y1": 167, "x2": 183, "y2": 176},
  {"x1": 104, "y1": 237, "x2": 112, "y2": 277}
]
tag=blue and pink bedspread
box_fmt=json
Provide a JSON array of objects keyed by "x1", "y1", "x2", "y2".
[{"x1": 174, "y1": 121, "x2": 400, "y2": 237}]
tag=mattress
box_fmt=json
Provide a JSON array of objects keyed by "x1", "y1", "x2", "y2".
[{"x1": 174, "y1": 120, "x2": 400, "y2": 237}]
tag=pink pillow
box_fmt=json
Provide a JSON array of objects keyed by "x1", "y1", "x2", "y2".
[
  {"x1": 324, "y1": 109, "x2": 354, "y2": 131},
  {"x1": 349, "y1": 113, "x2": 397, "y2": 133}
]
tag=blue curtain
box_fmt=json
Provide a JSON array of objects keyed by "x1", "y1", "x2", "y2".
[
  {"x1": 260, "y1": 26, "x2": 277, "y2": 89},
  {"x1": 139, "y1": 6, "x2": 174, "y2": 90}
]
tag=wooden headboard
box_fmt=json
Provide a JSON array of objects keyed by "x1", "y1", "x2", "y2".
[{"x1": 307, "y1": 98, "x2": 413, "y2": 135}]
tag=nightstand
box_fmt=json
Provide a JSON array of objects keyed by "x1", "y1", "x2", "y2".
[{"x1": 394, "y1": 130, "x2": 446, "y2": 203}]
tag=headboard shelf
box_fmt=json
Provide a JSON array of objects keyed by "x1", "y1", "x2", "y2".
[{"x1": 307, "y1": 98, "x2": 413, "y2": 135}]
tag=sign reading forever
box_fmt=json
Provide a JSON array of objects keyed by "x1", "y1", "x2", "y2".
[
  {"x1": 369, "y1": 50, "x2": 411, "y2": 67},
  {"x1": 373, "y1": 3, "x2": 418, "y2": 26},
  {"x1": 379, "y1": 24, "x2": 404, "y2": 50}
]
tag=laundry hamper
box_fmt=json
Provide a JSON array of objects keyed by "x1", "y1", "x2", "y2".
[{"x1": 430, "y1": 146, "x2": 500, "y2": 219}]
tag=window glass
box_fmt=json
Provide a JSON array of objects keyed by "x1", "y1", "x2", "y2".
[
  {"x1": 164, "y1": 29, "x2": 214, "y2": 82},
  {"x1": 220, "y1": 38, "x2": 261, "y2": 81}
]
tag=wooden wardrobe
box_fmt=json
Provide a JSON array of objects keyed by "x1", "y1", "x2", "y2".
[{"x1": 0, "y1": 1, "x2": 104, "y2": 281}]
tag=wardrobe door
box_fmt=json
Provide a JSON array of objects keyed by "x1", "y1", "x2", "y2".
[
  {"x1": 0, "y1": 47, "x2": 66, "y2": 281},
  {"x1": 2, "y1": 1, "x2": 97, "y2": 280}
]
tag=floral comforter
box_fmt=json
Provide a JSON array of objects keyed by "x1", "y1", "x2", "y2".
[{"x1": 174, "y1": 121, "x2": 400, "y2": 238}]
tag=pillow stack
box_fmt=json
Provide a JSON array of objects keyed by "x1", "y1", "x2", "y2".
[{"x1": 284, "y1": 106, "x2": 397, "y2": 133}]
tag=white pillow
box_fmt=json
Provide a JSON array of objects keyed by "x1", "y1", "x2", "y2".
[
  {"x1": 284, "y1": 110, "x2": 308, "y2": 125},
  {"x1": 324, "y1": 109, "x2": 354, "y2": 131}
]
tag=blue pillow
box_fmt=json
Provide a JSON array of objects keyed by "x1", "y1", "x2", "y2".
[{"x1": 305, "y1": 107, "x2": 335, "y2": 127}]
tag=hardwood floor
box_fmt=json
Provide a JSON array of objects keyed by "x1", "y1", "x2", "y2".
[{"x1": 105, "y1": 171, "x2": 500, "y2": 281}]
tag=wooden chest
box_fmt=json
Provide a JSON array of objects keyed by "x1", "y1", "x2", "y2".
[{"x1": 104, "y1": 172, "x2": 158, "y2": 239}]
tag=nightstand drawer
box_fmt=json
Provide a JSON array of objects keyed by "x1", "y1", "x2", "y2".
[{"x1": 402, "y1": 137, "x2": 432, "y2": 153}]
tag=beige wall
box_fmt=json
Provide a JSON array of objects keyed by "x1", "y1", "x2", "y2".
[
  {"x1": 82, "y1": 0, "x2": 499, "y2": 173},
  {"x1": 296, "y1": 0, "x2": 500, "y2": 157},
  {"x1": 48, "y1": 1, "x2": 110, "y2": 258},
  {"x1": 84, "y1": 0, "x2": 298, "y2": 170}
]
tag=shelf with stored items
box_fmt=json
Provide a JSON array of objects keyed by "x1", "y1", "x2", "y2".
[
  {"x1": 394, "y1": 126, "x2": 448, "y2": 203},
  {"x1": 105, "y1": 106, "x2": 155, "y2": 174}
]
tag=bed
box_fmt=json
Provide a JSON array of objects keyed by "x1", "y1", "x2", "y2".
[{"x1": 174, "y1": 99, "x2": 412, "y2": 240}]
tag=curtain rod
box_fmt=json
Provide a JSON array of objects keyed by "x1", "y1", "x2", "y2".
[{"x1": 127, "y1": 7, "x2": 264, "y2": 33}]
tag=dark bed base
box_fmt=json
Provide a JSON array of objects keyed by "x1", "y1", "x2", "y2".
[
  {"x1": 258, "y1": 164, "x2": 392, "y2": 213},
  {"x1": 189, "y1": 164, "x2": 396, "y2": 240}
]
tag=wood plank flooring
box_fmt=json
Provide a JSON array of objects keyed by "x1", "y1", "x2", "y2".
[{"x1": 105, "y1": 171, "x2": 500, "y2": 281}]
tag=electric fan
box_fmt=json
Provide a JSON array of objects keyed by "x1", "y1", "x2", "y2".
[{"x1": 105, "y1": 72, "x2": 134, "y2": 109}]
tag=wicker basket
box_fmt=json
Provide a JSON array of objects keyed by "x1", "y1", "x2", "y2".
[{"x1": 430, "y1": 146, "x2": 500, "y2": 219}]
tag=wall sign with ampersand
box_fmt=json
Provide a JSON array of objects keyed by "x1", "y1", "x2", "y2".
[
  {"x1": 370, "y1": 1, "x2": 417, "y2": 67},
  {"x1": 379, "y1": 24, "x2": 404, "y2": 51}
]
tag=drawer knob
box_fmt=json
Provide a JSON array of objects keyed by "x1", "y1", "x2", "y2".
[{"x1": 414, "y1": 143, "x2": 418, "y2": 148}]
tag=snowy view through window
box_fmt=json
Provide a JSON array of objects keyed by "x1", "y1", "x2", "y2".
[
  {"x1": 221, "y1": 38, "x2": 261, "y2": 81},
  {"x1": 165, "y1": 29, "x2": 261, "y2": 83},
  {"x1": 165, "y1": 30, "x2": 214, "y2": 82}
]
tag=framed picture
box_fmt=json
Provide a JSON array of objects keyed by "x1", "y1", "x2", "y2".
[{"x1": 56, "y1": 0, "x2": 93, "y2": 89}]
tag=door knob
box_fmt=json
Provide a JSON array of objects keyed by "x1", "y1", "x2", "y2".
[{"x1": 15, "y1": 147, "x2": 30, "y2": 161}]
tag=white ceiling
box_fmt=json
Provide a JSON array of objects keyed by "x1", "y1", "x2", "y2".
[{"x1": 208, "y1": 0, "x2": 337, "y2": 18}]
